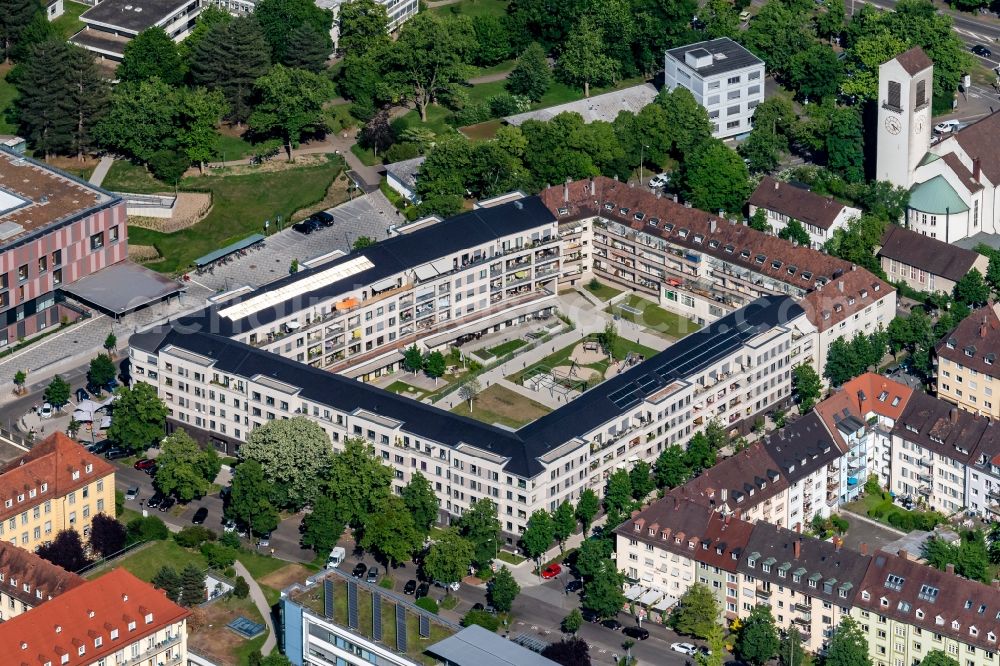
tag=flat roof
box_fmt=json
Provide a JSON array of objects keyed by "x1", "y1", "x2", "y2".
[
  {"x1": 505, "y1": 83, "x2": 657, "y2": 126},
  {"x1": 69, "y1": 27, "x2": 131, "y2": 57},
  {"x1": 666, "y1": 37, "x2": 764, "y2": 78},
  {"x1": 0, "y1": 149, "x2": 117, "y2": 246},
  {"x1": 61, "y1": 262, "x2": 184, "y2": 315},
  {"x1": 427, "y1": 625, "x2": 560, "y2": 666},
  {"x1": 80, "y1": 0, "x2": 191, "y2": 33}
]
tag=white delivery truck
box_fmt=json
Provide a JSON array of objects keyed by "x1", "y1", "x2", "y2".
[{"x1": 326, "y1": 547, "x2": 346, "y2": 569}]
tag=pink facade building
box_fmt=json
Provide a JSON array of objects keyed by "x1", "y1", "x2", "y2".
[{"x1": 0, "y1": 150, "x2": 126, "y2": 346}]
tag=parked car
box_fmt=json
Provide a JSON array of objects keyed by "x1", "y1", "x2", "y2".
[
  {"x1": 146, "y1": 492, "x2": 164, "y2": 509},
  {"x1": 934, "y1": 120, "x2": 961, "y2": 134},
  {"x1": 105, "y1": 448, "x2": 129, "y2": 460},
  {"x1": 564, "y1": 579, "x2": 583, "y2": 593},
  {"x1": 293, "y1": 220, "x2": 318, "y2": 234},
  {"x1": 434, "y1": 580, "x2": 461, "y2": 591},
  {"x1": 672, "y1": 643, "x2": 698, "y2": 655},
  {"x1": 257, "y1": 532, "x2": 272, "y2": 548},
  {"x1": 352, "y1": 563, "x2": 368, "y2": 578},
  {"x1": 366, "y1": 566, "x2": 379, "y2": 583},
  {"x1": 647, "y1": 173, "x2": 671, "y2": 189},
  {"x1": 403, "y1": 580, "x2": 417, "y2": 595},
  {"x1": 541, "y1": 563, "x2": 562, "y2": 579},
  {"x1": 623, "y1": 626, "x2": 650, "y2": 640},
  {"x1": 972, "y1": 44, "x2": 993, "y2": 57},
  {"x1": 74, "y1": 388, "x2": 90, "y2": 402},
  {"x1": 134, "y1": 459, "x2": 156, "y2": 472},
  {"x1": 222, "y1": 519, "x2": 237, "y2": 533},
  {"x1": 739, "y1": 10, "x2": 751, "y2": 20},
  {"x1": 415, "y1": 582, "x2": 430, "y2": 599},
  {"x1": 310, "y1": 211, "x2": 335, "y2": 227},
  {"x1": 191, "y1": 507, "x2": 208, "y2": 524},
  {"x1": 125, "y1": 486, "x2": 139, "y2": 501},
  {"x1": 39, "y1": 403, "x2": 53, "y2": 419},
  {"x1": 158, "y1": 496, "x2": 176, "y2": 512},
  {"x1": 601, "y1": 618, "x2": 623, "y2": 631},
  {"x1": 472, "y1": 602, "x2": 484, "y2": 611},
  {"x1": 88, "y1": 440, "x2": 111, "y2": 454},
  {"x1": 581, "y1": 608, "x2": 600, "y2": 623}
]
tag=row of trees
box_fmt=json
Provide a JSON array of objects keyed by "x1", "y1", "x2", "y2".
[{"x1": 824, "y1": 329, "x2": 890, "y2": 387}]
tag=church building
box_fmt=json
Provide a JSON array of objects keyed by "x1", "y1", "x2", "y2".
[{"x1": 876, "y1": 47, "x2": 1000, "y2": 245}]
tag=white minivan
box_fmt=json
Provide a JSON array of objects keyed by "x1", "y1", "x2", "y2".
[{"x1": 326, "y1": 547, "x2": 346, "y2": 569}]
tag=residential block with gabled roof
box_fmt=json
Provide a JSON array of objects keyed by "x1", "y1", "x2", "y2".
[
  {"x1": 748, "y1": 177, "x2": 861, "y2": 250},
  {"x1": 0, "y1": 539, "x2": 83, "y2": 621},
  {"x1": 0, "y1": 432, "x2": 115, "y2": 552},
  {"x1": 935, "y1": 302, "x2": 1000, "y2": 419},
  {"x1": 878, "y1": 224, "x2": 988, "y2": 295}
]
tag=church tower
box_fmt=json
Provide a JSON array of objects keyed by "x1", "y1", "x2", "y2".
[{"x1": 875, "y1": 47, "x2": 934, "y2": 189}]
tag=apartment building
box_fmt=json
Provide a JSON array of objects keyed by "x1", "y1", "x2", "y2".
[
  {"x1": 172, "y1": 197, "x2": 560, "y2": 382},
  {"x1": 540, "y1": 178, "x2": 896, "y2": 372},
  {"x1": 664, "y1": 37, "x2": 765, "y2": 139},
  {"x1": 0, "y1": 433, "x2": 115, "y2": 551},
  {"x1": 749, "y1": 177, "x2": 860, "y2": 250},
  {"x1": 130, "y1": 295, "x2": 811, "y2": 540},
  {"x1": 853, "y1": 551, "x2": 1000, "y2": 666},
  {"x1": 878, "y1": 225, "x2": 988, "y2": 296},
  {"x1": 0, "y1": 568, "x2": 188, "y2": 666},
  {"x1": 935, "y1": 303, "x2": 1000, "y2": 419},
  {"x1": 0, "y1": 539, "x2": 83, "y2": 621},
  {"x1": 0, "y1": 150, "x2": 126, "y2": 346}
]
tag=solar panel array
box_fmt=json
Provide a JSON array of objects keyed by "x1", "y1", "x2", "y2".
[
  {"x1": 347, "y1": 581, "x2": 359, "y2": 629},
  {"x1": 419, "y1": 614, "x2": 430, "y2": 638},
  {"x1": 396, "y1": 604, "x2": 407, "y2": 653},
  {"x1": 217, "y1": 255, "x2": 375, "y2": 321},
  {"x1": 323, "y1": 579, "x2": 334, "y2": 619},
  {"x1": 372, "y1": 591, "x2": 382, "y2": 641}
]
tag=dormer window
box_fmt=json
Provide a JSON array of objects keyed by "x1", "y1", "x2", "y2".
[
  {"x1": 953, "y1": 620, "x2": 961, "y2": 630},
  {"x1": 709, "y1": 240, "x2": 720, "y2": 249},
  {"x1": 16, "y1": 494, "x2": 23, "y2": 502},
  {"x1": 71, "y1": 471, "x2": 79, "y2": 481},
  {"x1": 861, "y1": 590, "x2": 870, "y2": 600},
  {"x1": 110, "y1": 629, "x2": 119, "y2": 640},
  {"x1": 874, "y1": 284, "x2": 880, "y2": 291},
  {"x1": 989, "y1": 632, "x2": 996, "y2": 642},
  {"x1": 724, "y1": 244, "x2": 735, "y2": 254},
  {"x1": 128, "y1": 621, "x2": 136, "y2": 631},
  {"x1": 771, "y1": 260, "x2": 782, "y2": 270},
  {"x1": 145, "y1": 612, "x2": 153, "y2": 624},
  {"x1": 787, "y1": 266, "x2": 797, "y2": 275},
  {"x1": 619, "y1": 207, "x2": 630, "y2": 216},
  {"x1": 917, "y1": 609, "x2": 925, "y2": 619},
  {"x1": 947, "y1": 338, "x2": 957, "y2": 349},
  {"x1": 634, "y1": 523, "x2": 641, "y2": 532},
  {"x1": 28, "y1": 489, "x2": 35, "y2": 499},
  {"x1": 755, "y1": 254, "x2": 765, "y2": 264},
  {"x1": 848, "y1": 297, "x2": 856, "y2": 305},
  {"x1": 740, "y1": 249, "x2": 751, "y2": 260},
  {"x1": 648, "y1": 528, "x2": 655, "y2": 536},
  {"x1": 693, "y1": 234, "x2": 703, "y2": 244},
  {"x1": 604, "y1": 202, "x2": 615, "y2": 210},
  {"x1": 85, "y1": 464, "x2": 92, "y2": 474},
  {"x1": 966, "y1": 346, "x2": 976, "y2": 357},
  {"x1": 40, "y1": 483, "x2": 47, "y2": 493},
  {"x1": 972, "y1": 627, "x2": 980, "y2": 637},
  {"x1": 881, "y1": 597, "x2": 889, "y2": 607},
  {"x1": 94, "y1": 637, "x2": 102, "y2": 648},
  {"x1": 801, "y1": 271, "x2": 813, "y2": 281}
]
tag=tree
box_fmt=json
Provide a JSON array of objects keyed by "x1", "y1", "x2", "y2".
[
  {"x1": 402, "y1": 345, "x2": 423, "y2": 373},
  {"x1": 789, "y1": 44, "x2": 844, "y2": 102},
  {"x1": 816, "y1": 0, "x2": 846, "y2": 40},
  {"x1": 125, "y1": 515, "x2": 169, "y2": 544},
  {"x1": 603, "y1": 469, "x2": 633, "y2": 516},
  {"x1": 922, "y1": 651, "x2": 960, "y2": 666},
  {"x1": 337, "y1": 0, "x2": 389, "y2": 56},
  {"x1": 576, "y1": 536, "x2": 614, "y2": 581},
  {"x1": 827, "y1": 106, "x2": 864, "y2": 183},
  {"x1": 685, "y1": 431, "x2": 717, "y2": 472},
  {"x1": 325, "y1": 437, "x2": 392, "y2": 528},
  {"x1": 629, "y1": 461, "x2": 654, "y2": 501},
  {"x1": 556, "y1": 16, "x2": 618, "y2": 98},
  {"x1": 655, "y1": 445, "x2": 689, "y2": 489},
  {"x1": 682, "y1": 139, "x2": 751, "y2": 213},
  {"x1": 189, "y1": 16, "x2": 271, "y2": 124},
  {"x1": 743, "y1": 1, "x2": 811, "y2": 75},
  {"x1": 387, "y1": 12, "x2": 474, "y2": 122},
  {"x1": 581, "y1": 563, "x2": 626, "y2": 619},
  {"x1": 360, "y1": 494, "x2": 421, "y2": 569},
  {"x1": 779, "y1": 219, "x2": 812, "y2": 248},
  {"x1": 472, "y1": 14, "x2": 512, "y2": 65},
  {"x1": 793, "y1": 364, "x2": 822, "y2": 413},
  {"x1": 670, "y1": 583, "x2": 720, "y2": 639},
  {"x1": 249, "y1": 65, "x2": 335, "y2": 159},
  {"x1": 457, "y1": 498, "x2": 501, "y2": 569},
  {"x1": 95, "y1": 77, "x2": 180, "y2": 165},
  {"x1": 954, "y1": 269, "x2": 990, "y2": 307},
  {"x1": 552, "y1": 501, "x2": 577, "y2": 552},
  {"x1": 107, "y1": 382, "x2": 167, "y2": 453},
  {"x1": 737, "y1": 605, "x2": 780, "y2": 666},
  {"x1": 118, "y1": 27, "x2": 184, "y2": 85},
  {"x1": 154, "y1": 429, "x2": 221, "y2": 502},
  {"x1": 825, "y1": 617, "x2": 872, "y2": 666},
  {"x1": 177, "y1": 86, "x2": 228, "y2": 173},
  {"x1": 240, "y1": 417, "x2": 332, "y2": 509},
  {"x1": 37, "y1": 529, "x2": 90, "y2": 572},
  {"x1": 301, "y1": 495, "x2": 342, "y2": 553},
  {"x1": 0, "y1": 0, "x2": 41, "y2": 62},
  {"x1": 489, "y1": 565, "x2": 520, "y2": 613},
  {"x1": 254, "y1": 0, "x2": 333, "y2": 63},
  {"x1": 228, "y1": 460, "x2": 280, "y2": 538},
  {"x1": 740, "y1": 126, "x2": 786, "y2": 174},
  {"x1": 423, "y1": 350, "x2": 446, "y2": 380},
  {"x1": 698, "y1": 624, "x2": 726, "y2": 666},
  {"x1": 89, "y1": 354, "x2": 116, "y2": 388},
  {"x1": 575, "y1": 489, "x2": 600, "y2": 536},
  {"x1": 103, "y1": 333, "x2": 117, "y2": 357},
  {"x1": 152, "y1": 566, "x2": 183, "y2": 603},
  {"x1": 748, "y1": 208, "x2": 770, "y2": 233},
  {"x1": 352, "y1": 236, "x2": 375, "y2": 250},
  {"x1": 558, "y1": 607, "x2": 584, "y2": 638},
  {"x1": 457, "y1": 377, "x2": 482, "y2": 412},
  {"x1": 600, "y1": 321, "x2": 618, "y2": 358},
  {"x1": 658, "y1": 87, "x2": 713, "y2": 158},
  {"x1": 522, "y1": 509, "x2": 555, "y2": 564},
  {"x1": 13, "y1": 370, "x2": 26, "y2": 395},
  {"x1": 542, "y1": 637, "x2": 592, "y2": 666},
  {"x1": 88, "y1": 513, "x2": 126, "y2": 558},
  {"x1": 423, "y1": 529, "x2": 473, "y2": 591},
  {"x1": 507, "y1": 42, "x2": 551, "y2": 102},
  {"x1": 780, "y1": 627, "x2": 813, "y2": 666},
  {"x1": 401, "y1": 472, "x2": 439, "y2": 536},
  {"x1": 283, "y1": 22, "x2": 330, "y2": 72},
  {"x1": 180, "y1": 563, "x2": 205, "y2": 607},
  {"x1": 43, "y1": 375, "x2": 70, "y2": 408},
  {"x1": 360, "y1": 107, "x2": 393, "y2": 157}
]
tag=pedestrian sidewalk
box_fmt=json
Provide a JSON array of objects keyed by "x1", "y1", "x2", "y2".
[
  {"x1": 500, "y1": 514, "x2": 609, "y2": 589},
  {"x1": 234, "y1": 560, "x2": 277, "y2": 655}
]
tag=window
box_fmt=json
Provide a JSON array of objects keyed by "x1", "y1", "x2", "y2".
[
  {"x1": 90, "y1": 232, "x2": 104, "y2": 250},
  {"x1": 727, "y1": 120, "x2": 740, "y2": 129},
  {"x1": 52, "y1": 250, "x2": 61, "y2": 266},
  {"x1": 748, "y1": 71, "x2": 761, "y2": 80},
  {"x1": 109, "y1": 225, "x2": 119, "y2": 243},
  {"x1": 727, "y1": 104, "x2": 740, "y2": 116},
  {"x1": 916, "y1": 79, "x2": 927, "y2": 107},
  {"x1": 728, "y1": 89, "x2": 741, "y2": 100},
  {"x1": 37, "y1": 256, "x2": 46, "y2": 274},
  {"x1": 727, "y1": 75, "x2": 741, "y2": 84},
  {"x1": 17, "y1": 265, "x2": 27, "y2": 282},
  {"x1": 887, "y1": 81, "x2": 901, "y2": 110}
]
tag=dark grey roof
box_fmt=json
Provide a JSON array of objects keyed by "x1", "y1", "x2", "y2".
[
  {"x1": 133, "y1": 295, "x2": 804, "y2": 478},
  {"x1": 81, "y1": 0, "x2": 191, "y2": 32},
  {"x1": 384, "y1": 156, "x2": 425, "y2": 191},
  {"x1": 891, "y1": 391, "x2": 984, "y2": 464},
  {"x1": 762, "y1": 412, "x2": 841, "y2": 485},
  {"x1": 665, "y1": 37, "x2": 764, "y2": 78},
  {"x1": 60, "y1": 262, "x2": 183, "y2": 315},
  {"x1": 175, "y1": 196, "x2": 557, "y2": 336},
  {"x1": 427, "y1": 625, "x2": 560, "y2": 666},
  {"x1": 877, "y1": 225, "x2": 981, "y2": 283}
]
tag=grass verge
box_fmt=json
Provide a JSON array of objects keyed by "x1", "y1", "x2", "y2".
[
  {"x1": 608, "y1": 294, "x2": 701, "y2": 340},
  {"x1": 583, "y1": 280, "x2": 623, "y2": 301},
  {"x1": 450, "y1": 384, "x2": 551, "y2": 428}
]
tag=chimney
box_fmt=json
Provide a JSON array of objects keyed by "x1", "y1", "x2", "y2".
[
  {"x1": 897, "y1": 548, "x2": 910, "y2": 560},
  {"x1": 838, "y1": 280, "x2": 844, "y2": 292},
  {"x1": 974, "y1": 157, "x2": 982, "y2": 181},
  {"x1": 860, "y1": 542, "x2": 868, "y2": 555},
  {"x1": 710, "y1": 219, "x2": 717, "y2": 233},
  {"x1": 673, "y1": 194, "x2": 678, "y2": 203},
  {"x1": 981, "y1": 317, "x2": 988, "y2": 338},
  {"x1": 589, "y1": 179, "x2": 595, "y2": 196},
  {"x1": 720, "y1": 488, "x2": 727, "y2": 502},
  {"x1": 774, "y1": 180, "x2": 779, "y2": 190},
  {"x1": 564, "y1": 178, "x2": 570, "y2": 202},
  {"x1": 946, "y1": 563, "x2": 956, "y2": 575},
  {"x1": 793, "y1": 538, "x2": 802, "y2": 559},
  {"x1": 950, "y1": 407, "x2": 959, "y2": 423}
]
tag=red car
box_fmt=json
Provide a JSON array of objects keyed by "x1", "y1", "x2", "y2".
[
  {"x1": 541, "y1": 563, "x2": 562, "y2": 579},
  {"x1": 134, "y1": 459, "x2": 156, "y2": 472}
]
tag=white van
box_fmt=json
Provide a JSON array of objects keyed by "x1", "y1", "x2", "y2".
[{"x1": 326, "y1": 547, "x2": 346, "y2": 569}]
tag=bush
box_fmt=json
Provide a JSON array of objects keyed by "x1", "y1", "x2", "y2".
[
  {"x1": 200, "y1": 542, "x2": 238, "y2": 569},
  {"x1": 147, "y1": 150, "x2": 190, "y2": 184},
  {"x1": 233, "y1": 576, "x2": 250, "y2": 599},
  {"x1": 174, "y1": 526, "x2": 216, "y2": 548},
  {"x1": 126, "y1": 516, "x2": 169, "y2": 544},
  {"x1": 830, "y1": 515, "x2": 850, "y2": 533},
  {"x1": 415, "y1": 597, "x2": 439, "y2": 614},
  {"x1": 453, "y1": 102, "x2": 491, "y2": 126},
  {"x1": 379, "y1": 577, "x2": 394, "y2": 590},
  {"x1": 461, "y1": 609, "x2": 501, "y2": 631},
  {"x1": 487, "y1": 92, "x2": 530, "y2": 117},
  {"x1": 219, "y1": 531, "x2": 241, "y2": 549},
  {"x1": 384, "y1": 142, "x2": 421, "y2": 163}
]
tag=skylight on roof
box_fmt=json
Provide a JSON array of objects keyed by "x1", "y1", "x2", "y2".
[
  {"x1": 0, "y1": 187, "x2": 28, "y2": 217},
  {"x1": 885, "y1": 574, "x2": 905, "y2": 591},
  {"x1": 918, "y1": 584, "x2": 938, "y2": 602}
]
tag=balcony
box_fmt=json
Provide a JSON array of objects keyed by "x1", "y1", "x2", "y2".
[
  {"x1": 916, "y1": 472, "x2": 932, "y2": 483},
  {"x1": 919, "y1": 458, "x2": 932, "y2": 468},
  {"x1": 918, "y1": 485, "x2": 931, "y2": 496},
  {"x1": 756, "y1": 586, "x2": 772, "y2": 598}
]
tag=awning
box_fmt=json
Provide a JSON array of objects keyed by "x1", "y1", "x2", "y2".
[
  {"x1": 100, "y1": 416, "x2": 112, "y2": 429},
  {"x1": 625, "y1": 584, "x2": 646, "y2": 601},
  {"x1": 413, "y1": 264, "x2": 437, "y2": 281},
  {"x1": 193, "y1": 234, "x2": 265, "y2": 267},
  {"x1": 371, "y1": 278, "x2": 397, "y2": 292},
  {"x1": 60, "y1": 262, "x2": 184, "y2": 316},
  {"x1": 431, "y1": 257, "x2": 453, "y2": 274},
  {"x1": 335, "y1": 298, "x2": 359, "y2": 311},
  {"x1": 72, "y1": 409, "x2": 93, "y2": 422},
  {"x1": 639, "y1": 590, "x2": 663, "y2": 606},
  {"x1": 653, "y1": 595, "x2": 677, "y2": 612}
]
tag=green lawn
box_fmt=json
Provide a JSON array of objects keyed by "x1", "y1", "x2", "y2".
[
  {"x1": 391, "y1": 105, "x2": 458, "y2": 141},
  {"x1": 102, "y1": 160, "x2": 170, "y2": 194},
  {"x1": 90, "y1": 540, "x2": 208, "y2": 582},
  {"x1": 385, "y1": 380, "x2": 430, "y2": 400},
  {"x1": 472, "y1": 59, "x2": 516, "y2": 78},
  {"x1": 496, "y1": 550, "x2": 526, "y2": 565},
  {"x1": 214, "y1": 131, "x2": 255, "y2": 162},
  {"x1": 451, "y1": 384, "x2": 551, "y2": 428},
  {"x1": 128, "y1": 158, "x2": 342, "y2": 273},
  {"x1": 237, "y1": 550, "x2": 288, "y2": 579},
  {"x1": 0, "y1": 65, "x2": 18, "y2": 135},
  {"x1": 466, "y1": 79, "x2": 508, "y2": 106},
  {"x1": 583, "y1": 280, "x2": 623, "y2": 302},
  {"x1": 608, "y1": 294, "x2": 701, "y2": 340},
  {"x1": 51, "y1": 0, "x2": 89, "y2": 39},
  {"x1": 486, "y1": 339, "x2": 527, "y2": 357},
  {"x1": 431, "y1": 0, "x2": 508, "y2": 18}
]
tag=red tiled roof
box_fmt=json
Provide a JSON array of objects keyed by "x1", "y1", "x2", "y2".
[
  {"x1": 0, "y1": 568, "x2": 189, "y2": 666},
  {"x1": 814, "y1": 373, "x2": 914, "y2": 452},
  {"x1": 801, "y1": 266, "x2": 891, "y2": 333},
  {"x1": 0, "y1": 539, "x2": 84, "y2": 608},
  {"x1": 878, "y1": 224, "x2": 983, "y2": 282},
  {"x1": 748, "y1": 177, "x2": 850, "y2": 230},
  {"x1": 0, "y1": 432, "x2": 115, "y2": 523},
  {"x1": 669, "y1": 441, "x2": 787, "y2": 513}
]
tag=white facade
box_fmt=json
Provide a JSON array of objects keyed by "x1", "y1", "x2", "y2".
[
  {"x1": 664, "y1": 38, "x2": 765, "y2": 139},
  {"x1": 748, "y1": 201, "x2": 860, "y2": 250},
  {"x1": 875, "y1": 53, "x2": 934, "y2": 189}
]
